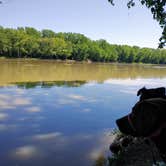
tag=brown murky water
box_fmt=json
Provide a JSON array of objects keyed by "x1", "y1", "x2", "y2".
[{"x1": 1, "y1": 59, "x2": 166, "y2": 85}]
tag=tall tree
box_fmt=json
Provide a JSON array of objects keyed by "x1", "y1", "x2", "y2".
[{"x1": 41, "y1": 29, "x2": 56, "y2": 38}]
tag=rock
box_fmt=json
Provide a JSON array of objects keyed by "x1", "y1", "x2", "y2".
[{"x1": 109, "y1": 134, "x2": 164, "y2": 166}]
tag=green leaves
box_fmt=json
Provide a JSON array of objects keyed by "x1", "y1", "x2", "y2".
[
  {"x1": 127, "y1": 0, "x2": 135, "y2": 8},
  {"x1": 41, "y1": 29, "x2": 56, "y2": 38},
  {"x1": 0, "y1": 26, "x2": 166, "y2": 63}
]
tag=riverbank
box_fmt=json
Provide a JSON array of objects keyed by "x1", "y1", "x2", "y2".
[
  {"x1": 1, "y1": 57, "x2": 165, "y2": 66},
  {"x1": 108, "y1": 133, "x2": 165, "y2": 166},
  {"x1": 1, "y1": 27, "x2": 166, "y2": 64}
]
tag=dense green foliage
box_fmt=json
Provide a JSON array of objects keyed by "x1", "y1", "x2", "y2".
[
  {"x1": 109, "y1": 0, "x2": 166, "y2": 48},
  {"x1": 1, "y1": 26, "x2": 166, "y2": 64}
]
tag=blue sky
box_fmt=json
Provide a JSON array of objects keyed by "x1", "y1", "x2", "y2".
[{"x1": 0, "y1": 0, "x2": 162, "y2": 48}]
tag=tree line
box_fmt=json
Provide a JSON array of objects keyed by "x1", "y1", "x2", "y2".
[{"x1": 0, "y1": 26, "x2": 166, "y2": 64}]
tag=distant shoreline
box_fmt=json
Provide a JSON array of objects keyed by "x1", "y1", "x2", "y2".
[
  {"x1": 0, "y1": 26, "x2": 166, "y2": 65},
  {"x1": 1, "y1": 57, "x2": 166, "y2": 66}
]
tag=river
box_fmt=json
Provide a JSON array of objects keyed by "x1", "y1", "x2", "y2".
[{"x1": 0, "y1": 59, "x2": 166, "y2": 166}]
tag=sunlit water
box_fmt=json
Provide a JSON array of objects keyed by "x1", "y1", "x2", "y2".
[{"x1": 0, "y1": 59, "x2": 166, "y2": 166}]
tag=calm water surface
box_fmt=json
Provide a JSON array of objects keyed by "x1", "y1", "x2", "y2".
[{"x1": 0, "y1": 59, "x2": 166, "y2": 166}]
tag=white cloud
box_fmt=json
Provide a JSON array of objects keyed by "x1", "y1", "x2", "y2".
[
  {"x1": 25, "y1": 106, "x2": 40, "y2": 113},
  {"x1": 0, "y1": 113, "x2": 8, "y2": 120},
  {"x1": 57, "y1": 99, "x2": 76, "y2": 105},
  {"x1": 12, "y1": 145, "x2": 41, "y2": 160},
  {"x1": 0, "y1": 100, "x2": 8, "y2": 107},
  {"x1": 15, "y1": 89, "x2": 25, "y2": 95},
  {"x1": 0, "y1": 94, "x2": 11, "y2": 100},
  {"x1": 68, "y1": 94, "x2": 86, "y2": 101},
  {"x1": 0, "y1": 95, "x2": 32, "y2": 110},
  {"x1": 0, "y1": 99, "x2": 16, "y2": 110},
  {"x1": 66, "y1": 94, "x2": 97, "y2": 103},
  {"x1": 104, "y1": 78, "x2": 166, "y2": 88},
  {"x1": 81, "y1": 108, "x2": 92, "y2": 112},
  {"x1": 32, "y1": 132, "x2": 62, "y2": 141},
  {"x1": 12, "y1": 98, "x2": 31, "y2": 106}
]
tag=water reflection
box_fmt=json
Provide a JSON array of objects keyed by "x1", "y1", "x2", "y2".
[
  {"x1": 12, "y1": 145, "x2": 42, "y2": 160},
  {"x1": 0, "y1": 60, "x2": 166, "y2": 166},
  {"x1": 0, "y1": 94, "x2": 31, "y2": 110},
  {"x1": 25, "y1": 107, "x2": 41, "y2": 113},
  {"x1": 9, "y1": 130, "x2": 114, "y2": 166},
  {"x1": 0, "y1": 80, "x2": 135, "y2": 166},
  {"x1": 0, "y1": 124, "x2": 17, "y2": 131},
  {"x1": 0, "y1": 113, "x2": 9, "y2": 120},
  {"x1": 15, "y1": 81, "x2": 87, "y2": 89}
]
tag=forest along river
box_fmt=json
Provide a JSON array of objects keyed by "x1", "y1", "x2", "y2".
[{"x1": 0, "y1": 59, "x2": 166, "y2": 166}]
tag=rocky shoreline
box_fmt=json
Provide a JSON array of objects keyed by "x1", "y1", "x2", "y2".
[{"x1": 109, "y1": 133, "x2": 166, "y2": 166}]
